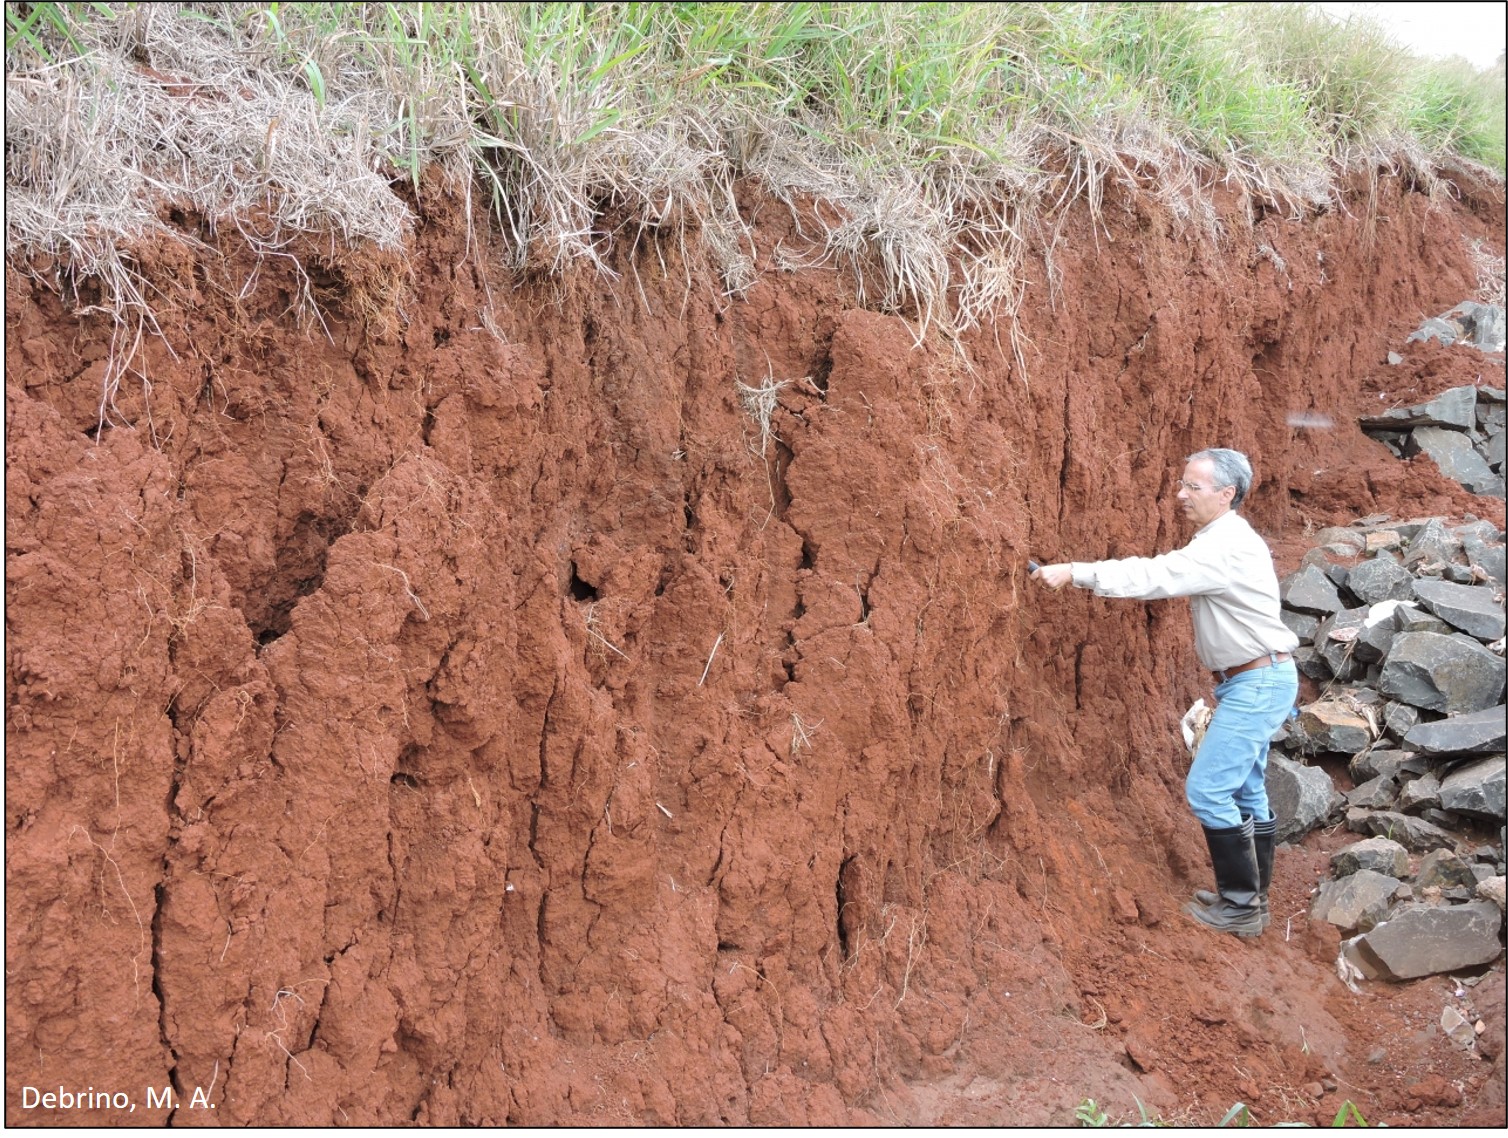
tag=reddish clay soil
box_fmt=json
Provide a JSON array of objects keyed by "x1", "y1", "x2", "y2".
[{"x1": 5, "y1": 167, "x2": 1505, "y2": 1126}]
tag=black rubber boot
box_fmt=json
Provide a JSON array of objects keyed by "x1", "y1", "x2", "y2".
[
  {"x1": 1185, "y1": 818, "x2": 1264, "y2": 937},
  {"x1": 1252, "y1": 816, "x2": 1276, "y2": 931},
  {"x1": 1195, "y1": 816, "x2": 1276, "y2": 930}
]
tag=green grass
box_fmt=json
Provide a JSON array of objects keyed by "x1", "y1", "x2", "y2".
[
  {"x1": 1075, "y1": 1095, "x2": 1380, "y2": 1127},
  {"x1": 5, "y1": 2, "x2": 1504, "y2": 349}
]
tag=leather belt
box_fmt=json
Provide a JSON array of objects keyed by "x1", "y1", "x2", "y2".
[{"x1": 1215, "y1": 651, "x2": 1292, "y2": 682}]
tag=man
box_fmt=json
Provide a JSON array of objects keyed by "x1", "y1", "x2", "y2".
[{"x1": 1032, "y1": 449, "x2": 1299, "y2": 938}]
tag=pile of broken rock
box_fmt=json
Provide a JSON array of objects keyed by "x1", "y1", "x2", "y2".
[
  {"x1": 1360, "y1": 381, "x2": 1504, "y2": 500},
  {"x1": 1265, "y1": 514, "x2": 1505, "y2": 983}
]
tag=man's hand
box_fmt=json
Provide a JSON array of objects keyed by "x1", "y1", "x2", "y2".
[{"x1": 1031, "y1": 563, "x2": 1074, "y2": 590}]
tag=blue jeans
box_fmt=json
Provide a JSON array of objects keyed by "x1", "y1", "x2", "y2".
[{"x1": 1186, "y1": 661, "x2": 1299, "y2": 829}]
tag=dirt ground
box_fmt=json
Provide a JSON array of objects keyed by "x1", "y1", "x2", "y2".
[{"x1": 5, "y1": 165, "x2": 1505, "y2": 1126}]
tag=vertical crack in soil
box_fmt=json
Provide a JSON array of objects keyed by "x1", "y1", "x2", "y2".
[
  {"x1": 150, "y1": 882, "x2": 182, "y2": 1124},
  {"x1": 249, "y1": 510, "x2": 346, "y2": 646}
]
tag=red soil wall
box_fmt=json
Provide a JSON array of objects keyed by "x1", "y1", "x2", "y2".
[{"x1": 5, "y1": 168, "x2": 1504, "y2": 1125}]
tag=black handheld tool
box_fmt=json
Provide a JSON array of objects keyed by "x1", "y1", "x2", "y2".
[{"x1": 1027, "y1": 559, "x2": 1040, "y2": 574}]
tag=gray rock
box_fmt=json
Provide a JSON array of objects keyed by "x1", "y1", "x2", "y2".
[
  {"x1": 1415, "y1": 849, "x2": 1477, "y2": 890},
  {"x1": 1461, "y1": 535, "x2": 1506, "y2": 586},
  {"x1": 1312, "y1": 869, "x2": 1400, "y2": 933},
  {"x1": 1293, "y1": 646, "x2": 1332, "y2": 680},
  {"x1": 1361, "y1": 385, "x2": 1476, "y2": 429},
  {"x1": 1421, "y1": 807, "x2": 1463, "y2": 829},
  {"x1": 1316, "y1": 608, "x2": 1371, "y2": 679},
  {"x1": 1297, "y1": 699, "x2": 1375, "y2": 755},
  {"x1": 1266, "y1": 753, "x2": 1344, "y2": 843},
  {"x1": 1380, "y1": 701, "x2": 1421, "y2": 742},
  {"x1": 1405, "y1": 316, "x2": 1466, "y2": 350},
  {"x1": 1397, "y1": 771, "x2": 1442, "y2": 813},
  {"x1": 1439, "y1": 756, "x2": 1507, "y2": 821},
  {"x1": 1404, "y1": 705, "x2": 1507, "y2": 755},
  {"x1": 1387, "y1": 351, "x2": 1405, "y2": 366},
  {"x1": 1411, "y1": 578, "x2": 1506, "y2": 641},
  {"x1": 1403, "y1": 518, "x2": 1464, "y2": 569},
  {"x1": 1282, "y1": 564, "x2": 1345, "y2": 615},
  {"x1": 1484, "y1": 428, "x2": 1505, "y2": 473},
  {"x1": 1352, "y1": 751, "x2": 1430, "y2": 789},
  {"x1": 1356, "y1": 612, "x2": 1399, "y2": 663},
  {"x1": 1442, "y1": 564, "x2": 1478, "y2": 584},
  {"x1": 1355, "y1": 810, "x2": 1457, "y2": 852},
  {"x1": 1455, "y1": 519, "x2": 1505, "y2": 544},
  {"x1": 1407, "y1": 428, "x2": 1505, "y2": 497},
  {"x1": 1332, "y1": 836, "x2": 1411, "y2": 878},
  {"x1": 1352, "y1": 902, "x2": 1504, "y2": 980},
  {"x1": 1347, "y1": 556, "x2": 1416, "y2": 605},
  {"x1": 1346, "y1": 774, "x2": 1398, "y2": 809},
  {"x1": 1442, "y1": 301, "x2": 1506, "y2": 353},
  {"x1": 1340, "y1": 934, "x2": 1388, "y2": 981},
  {"x1": 1392, "y1": 604, "x2": 1452, "y2": 635},
  {"x1": 1377, "y1": 631, "x2": 1506, "y2": 715},
  {"x1": 1281, "y1": 609, "x2": 1320, "y2": 645}
]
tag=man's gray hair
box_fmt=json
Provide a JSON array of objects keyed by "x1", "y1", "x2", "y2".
[{"x1": 1188, "y1": 448, "x2": 1253, "y2": 508}]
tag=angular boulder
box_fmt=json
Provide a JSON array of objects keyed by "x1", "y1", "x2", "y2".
[
  {"x1": 1359, "y1": 385, "x2": 1476, "y2": 430},
  {"x1": 1410, "y1": 578, "x2": 1506, "y2": 641},
  {"x1": 1350, "y1": 747, "x2": 1424, "y2": 784},
  {"x1": 1397, "y1": 771, "x2": 1441, "y2": 813},
  {"x1": 1351, "y1": 902, "x2": 1504, "y2": 980},
  {"x1": 1281, "y1": 609, "x2": 1320, "y2": 645},
  {"x1": 1311, "y1": 869, "x2": 1399, "y2": 933},
  {"x1": 1354, "y1": 810, "x2": 1456, "y2": 852},
  {"x1": 1345, "y1": 774, "x2": 1397, "y2": 810},
  {"x1": 1439, "y1": 757, "x2": 1507, "y2": 821},
  {"x1": 1347, "y1": 556, "x2": 1415, "y2": 605},
  {"x1": 1484, "y1": 429, "x2": 1506, "y2": 475},
  {"x1": 1402, "y1": 518, "x2": 1463, "y2": 569},
  {"x1": 1266, "y1": 754, "x2": 1343, "y2": 843},
  {"x1": 1297, "y1": 700, "x2": 1374, "y2": 755},
  {"x1": 1379, "y1": 700, "x2": 1420, "y2": 742},
  {"x1": 1403, "y1": 706, "x2": 1507, "y2": 755},
  {"x1": 1442, "y1": 301, "x2": 1506, "y2": 353},
  {"x1": 1293, "y1": 646, "x2": 1331, "y2": 681},
  {"x1": 1356, "y1": 606, "x2": 1400, "y2": 663},
  {"x1": 1316, "y1": 608, "x2": 1371, "y2": 679},
  {"x1": 1281, "y1": 565, "x2": 1344, "y2": 615},
  {"x1": 1406, "y1": 428, "x2": 1505, "y2": 498},
  {"x1": 1392, "y1": 606, "x2": 1451, "y2": 635},
  {"x1": 1377, "y1": 631, "x2": 1506, "y2": 715},
  {"x1": 1415, "y1": 849, "x2": 1477, "y2": 891},
  {"x1": 1331, "y1": 836, "x2": 1410, "y2": 878},
  {"x1": 1461, "y1": 534, "x2": 1506, "y2": 585}
]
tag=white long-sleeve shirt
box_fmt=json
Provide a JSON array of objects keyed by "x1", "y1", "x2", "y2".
[{"x1": 1069, "y1": 510, "x2": 1299, "y2": 672}]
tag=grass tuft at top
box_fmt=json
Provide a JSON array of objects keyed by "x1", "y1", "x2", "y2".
[{"x1": 5, "y1": 2, "x2": 1504, "y2": 355}]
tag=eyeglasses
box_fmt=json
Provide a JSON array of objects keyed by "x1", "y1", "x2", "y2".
[{"x1": 1175, "y1": 480, "x2": 1211, "y2": 492}]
